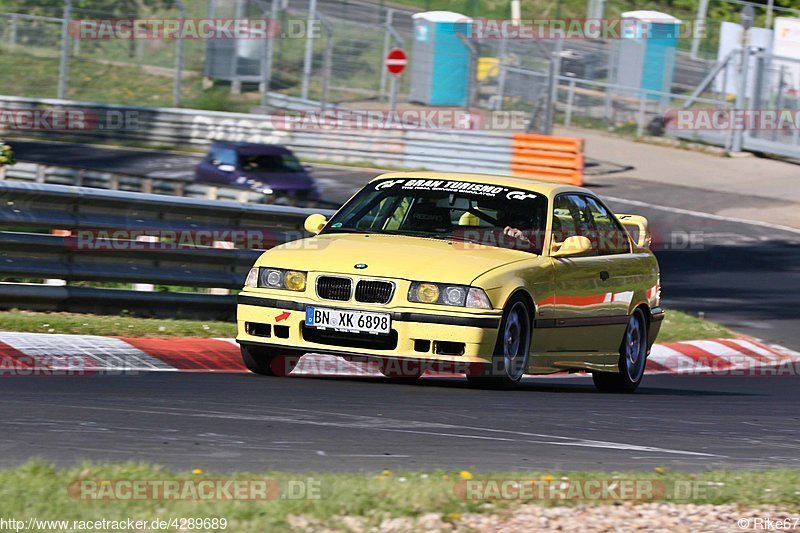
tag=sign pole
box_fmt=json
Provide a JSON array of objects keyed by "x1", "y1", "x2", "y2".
[{"x1": 390, "y1": 73, "x2": 398, "y2": 112}]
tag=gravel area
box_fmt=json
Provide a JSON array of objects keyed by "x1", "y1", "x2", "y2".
[{"x1": 288, "y1": 504, "x2": 798, "y2": 532}]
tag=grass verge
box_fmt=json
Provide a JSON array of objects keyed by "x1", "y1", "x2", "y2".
[
  {"x1": 0, "y1": 461, "x2": 797, "y2": 531},
  {"x1": 654, "y1": 309, "x2": 733, "y2": 343},
  {"x1": 0, "y1": 308, "x2": 732, "y2": 342},
  {"x1": 0, "y1": 310, "x2": 235, "y2": 338}
]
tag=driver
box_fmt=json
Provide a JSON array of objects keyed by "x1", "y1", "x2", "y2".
[
  {"x1": 501, "y1": 213, "x2": 534, "y2": 244},
  {"x1": 503, "y1": 226, "x2": 530, "y2": 243}
]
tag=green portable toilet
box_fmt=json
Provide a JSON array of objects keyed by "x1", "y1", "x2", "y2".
[{"x1": 409, "y1": 11, "x2": 472, "y2": 106}]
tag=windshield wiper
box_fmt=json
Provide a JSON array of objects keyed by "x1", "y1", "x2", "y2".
[
  {"x1": 408, "y1": 232, "x2": 483, "y2": 245},
  {"x1": 324, "y1": 227, "x2": 381, "y2": 235}
]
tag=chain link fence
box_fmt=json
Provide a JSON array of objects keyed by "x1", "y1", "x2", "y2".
[
  {"x1": 1, "y1": 0, "x2": 800, "y2": 157},
  {"x1": 0, "y1": 3, "x2": 197, "y2": 107}
]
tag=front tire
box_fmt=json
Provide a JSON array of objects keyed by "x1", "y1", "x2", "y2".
[
  {"x1": 592, "y1": 309, "x2": 647, "y2": 393},
  {"x1": 241, "y1": 345, "x2": 298, "y2": 377},
  {"x1": 467, "y1": 295, "x2": 532, "y2": 390}
]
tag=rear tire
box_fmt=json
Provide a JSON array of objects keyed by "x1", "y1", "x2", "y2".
[
  {"x1": 467, "y1": 295, "x2": 532, "y2": 390},
  {"x1": 592, "y1": 309, "x2": 647, "y2": 393},
  {"x1": 241, "y1": 345, "x2": 298, "y2": 377}
]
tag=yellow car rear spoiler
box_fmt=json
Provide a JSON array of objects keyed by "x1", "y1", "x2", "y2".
[{"x1": 617, "y1": 214, "x2": 651, "y2": 249}]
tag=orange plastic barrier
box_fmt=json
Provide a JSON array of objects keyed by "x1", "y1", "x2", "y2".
[{"x1": 509, "y1": 133, "x2": 584, "y2": 186}]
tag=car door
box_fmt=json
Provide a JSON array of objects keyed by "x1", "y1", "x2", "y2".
[
  {"x1": 539, "y1": 193, "x2": 624, "y2": 355},
  {"x1": 581, "y1": 195, "x2": 640, "y2": 319}
]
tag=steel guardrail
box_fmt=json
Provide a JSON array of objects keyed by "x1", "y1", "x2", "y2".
[
  {"x1": 0, "y1": 181, "x2": 336, "y2": 319},
  {"x1": 0, "y1": 95, "x2": 518, "y2": 173}
]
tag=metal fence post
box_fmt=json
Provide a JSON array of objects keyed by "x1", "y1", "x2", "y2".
[
  {"x1": 731, "y1": 46, "x2": 749, "y2": 152},
  {"x1": 732, "y1": 6, "x2": 754, "y2": 153},
  {"x1": 57, "y1": 0, "x2": 72, "y2": 99},
  {"x1": 300, "y1": 0, "x2": 318, "y2": 101},
  {"x1": 230, "y1": 0, "x2": 246, "y2": 95},
  {"x1": 260, "y1": 0, "x2": 279, "y2": 107},
  {"x1": 456, "y1": 34, "x2": 478, "y2": 112},
  {"x1": 319, "y1": 14, "x2": 333, "y2": 110},
  {"x1": 9, "y1": 14, "x2": 17, "y2": 48},
  {"x1": 564, "y1": 78, "x2": 576, "y2": 127},
  {"x1": 495, "y1": 40, "x2": 508, "y2": 111},
  {"x1": 751, "y1": 48, "x2": 765, "y2": 141},
  {"x1": 543, "y1": 39, "x2": 562, "y2": 135},
  {"x1": 379, "y1": 9, "x2": 394, "y2": 100},
  {"x1": 690, "y1": 0, "x2": 709, "y2": 60},
  {"x1": 771, "y1": 63, "x2": 785, "y2": 142},
  {"x1": 173, "y1": 0, "x2": 186, "y2": 107},
  {"x1": 636, "y1": 89, "x2": 646, "y2": 137}
]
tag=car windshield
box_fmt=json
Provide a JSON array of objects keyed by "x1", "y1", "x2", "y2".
[
  {"x1": 239, "y1": 154, "x2": 303, "y2": 173},
  {"x1": 321, "y1": 178, "x2": 548, "y2": 254}
]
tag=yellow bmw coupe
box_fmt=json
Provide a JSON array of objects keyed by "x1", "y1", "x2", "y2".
[{"x1": 236, "y1": 172, "x2": 663, "y2": 391}]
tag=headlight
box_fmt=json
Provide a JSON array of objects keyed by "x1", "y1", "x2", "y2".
[
  {"x1": 244, "y1": 267, "x2": 307, "y2": 291},
  {"x1": 408, "y1": 282, "x2": 492, "y2": 309}
]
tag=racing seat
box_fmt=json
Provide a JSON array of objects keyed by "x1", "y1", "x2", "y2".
[{"x1": 403, "y1": 200, "x2": 450, "y2": 233}]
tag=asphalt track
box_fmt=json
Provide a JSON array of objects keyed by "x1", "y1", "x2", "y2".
[
  {"x1": 0, "y1": 373, "x2": 798, "y2": 471},
  {"x1": 4, "y1": 138, "x2": 800, "y2": 472},
  {"x1": 8, "y1": 139, "x2": 367, "y2": 202}
]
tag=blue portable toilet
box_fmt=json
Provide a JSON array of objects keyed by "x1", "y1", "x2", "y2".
[
  {"x1": 409, "y1": 11, "x2": 472, "y2": 106},
  {"x1": 617, "y1": 11, "x2": 681, "y2": 101}
]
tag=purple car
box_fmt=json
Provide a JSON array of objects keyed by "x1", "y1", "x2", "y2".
[{"x1": 195, "y1": 142, "x2": 320, "y2": 202}]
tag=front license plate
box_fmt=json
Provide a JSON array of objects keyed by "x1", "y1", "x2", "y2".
[{"x1": 305, "y1": 306, "x2": 391, "y2": 335}]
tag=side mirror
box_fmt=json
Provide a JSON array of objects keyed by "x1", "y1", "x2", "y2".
[
  {"x1": 304, "y1": 213, "x2": 328, "y2": 235},
  {"x1": 617, "y1": 214, "x2": 651, "y2": 248},
  {"x1": 551, "y1": 235, "x2": 592, "y2": 258},
  {"x1": 217, "y1": 164, "x2": 236, "y2": 172}
]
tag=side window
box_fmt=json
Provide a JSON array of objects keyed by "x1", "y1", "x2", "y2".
[
  {"x1": 553, "y1": 194, "x2": 593, "y2": 242},
  {"x1": 208, "y1": 146, "x2": 236, "y2": 166},
  {"x1": 584, "y1": 197, "x2": 631, "y2": 255}
]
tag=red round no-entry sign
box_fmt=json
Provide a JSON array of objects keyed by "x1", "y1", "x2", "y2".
[{"x1": 385, "y1": 48, "x2": 408, "y2": 75}]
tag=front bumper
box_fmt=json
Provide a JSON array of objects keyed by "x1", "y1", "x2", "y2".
[{"x1": 236, "y1": 292, "x2": 502, "y2": 364}]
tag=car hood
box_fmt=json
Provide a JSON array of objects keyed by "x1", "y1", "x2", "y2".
[{"x1": 257, "y1": 233, "x2": 533, "y2": 285}]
